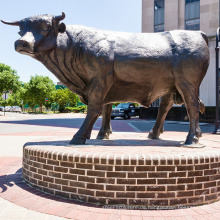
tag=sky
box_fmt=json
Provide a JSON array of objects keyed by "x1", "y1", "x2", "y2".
[{"x1": 0, "y1": 0, "x2": 142, "y2": 84}]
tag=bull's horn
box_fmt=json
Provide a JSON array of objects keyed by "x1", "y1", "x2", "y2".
[
  {"x1": 1, "y1": 20, "x2": 20, "y2": 26},
  {"x1": 54, "y1": 12, "x2": 65, "y2": 22}
]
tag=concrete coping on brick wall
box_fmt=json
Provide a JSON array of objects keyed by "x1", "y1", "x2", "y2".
[{"x1": 22, "y1": 132, "x2": 220, "y2": 209}]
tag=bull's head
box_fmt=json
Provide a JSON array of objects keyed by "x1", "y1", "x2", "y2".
[{"x1": 1, "y1": 13, "x2": 66, "y2": 56}]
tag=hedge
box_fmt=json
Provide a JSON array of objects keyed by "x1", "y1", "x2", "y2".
[{"x1": 64, "y1": 105, "x2": 87, "y2": 113}]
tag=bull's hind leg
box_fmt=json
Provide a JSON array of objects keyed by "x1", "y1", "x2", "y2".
[
  {"x1": 97, "y1": 104, "x2": 112, "y2": 139},
  {"x1": 176, "y1": 84, "x2": 200, "y2": 145},
  {"x1": 148, "y1": 93, "x2": 174, "y2": 139}
]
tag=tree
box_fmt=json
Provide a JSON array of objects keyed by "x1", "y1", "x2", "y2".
[
  {"x1": 55, "y1": 88, "x2": 79, "y2": 112},
  {"x1": 54, "y1": 88, "x2": 69, "y2": 112},
  {"x1": 6, "y1": 90, "x2": 23, "y2": 106},
  {"x1": 20, "y1": 83, "x2": 34, "y2": 109},
  {"x1": 65, "y1": 89, "x2": 79, "y2": 107},
  {"x1": 0, "y1": 63, "x2": 21, "y2": 94},
  {"x1": 0, "y1": 96, "x2": 6, "y2": 106},
  {"x1": 22, "y1": 75, "x2": 55, "y2": 113}
]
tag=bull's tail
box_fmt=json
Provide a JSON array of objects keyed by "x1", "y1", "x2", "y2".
[
  {"x1": 200, "y1": 31, "x2": 208, "y2": 46},
  {"x1": 173, "y1": 92, "x2": 205, "y2": 114}
]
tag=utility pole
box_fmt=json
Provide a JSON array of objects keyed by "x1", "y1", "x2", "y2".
[{"x1": 213, "y1": 28, "x2": 220, "y2": 134}]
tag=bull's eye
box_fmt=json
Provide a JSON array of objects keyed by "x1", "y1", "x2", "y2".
[{"x1": 42, "y1": 25, "x2": 50, "y2": 31}]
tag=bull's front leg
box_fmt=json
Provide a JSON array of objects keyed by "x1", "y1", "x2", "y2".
[
  {"x1": 69, "y1": 79, "x2": 110, "y2": 145},
  {"x1": 97, "y1": 104, "x2": 112, "y2": 139},
  {"x1": 69, "y1": 103, "x2": 102, "y2": 145}
]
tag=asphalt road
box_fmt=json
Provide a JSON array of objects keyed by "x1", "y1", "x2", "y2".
[{"x1": 0, "y1": 112, "x2": 215, "y2": 133}]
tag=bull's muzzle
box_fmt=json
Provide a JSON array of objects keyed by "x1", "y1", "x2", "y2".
[
  {"x1": 14, "y1": 32, "x2": 35, "y2": 54},
  {"x1": 15, "y1": 40, "x2": 30, "y2": 52}
]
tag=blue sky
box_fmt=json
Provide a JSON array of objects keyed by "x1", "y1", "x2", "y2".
[{"x1": 0, "y1": 0, "x2": 142, "y2": 84}]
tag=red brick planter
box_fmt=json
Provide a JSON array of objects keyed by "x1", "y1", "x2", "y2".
[{"x1": 22, "y1": 137, "x2": 220, "y2": 209}]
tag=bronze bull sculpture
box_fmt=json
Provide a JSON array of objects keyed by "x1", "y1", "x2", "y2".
[{"x1": 1, "y1": 13, "x2": 209, "y2": 146}]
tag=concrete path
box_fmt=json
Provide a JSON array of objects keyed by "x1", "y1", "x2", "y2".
[{"x1": 0, "y1": 112, "x2": 220, "y2": 220}]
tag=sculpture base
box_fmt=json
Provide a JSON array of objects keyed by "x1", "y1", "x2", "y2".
[{"x1": 23, "y1": 131, "x2": 220, "y2": 209}]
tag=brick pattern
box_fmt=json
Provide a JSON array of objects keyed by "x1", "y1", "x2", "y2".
[{"x1": 23, "y1": 146, "x2": 220, "y2": 208}]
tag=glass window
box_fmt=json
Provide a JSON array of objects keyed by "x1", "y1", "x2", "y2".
[
  {"x1": 154, "y1": 0, "x2": 164, "y2": 32},
  {"x1": 151, "y1": 98, "x2": 161, "y2": 107},
  {"x1": 116, "y1": 103, "x2": 130, "y2": 108},
  {"x1": 185, "y1": 0, "x2": 200, "y2": 30}
]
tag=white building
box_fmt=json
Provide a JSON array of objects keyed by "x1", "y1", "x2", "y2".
[{"x1": 142, "y1": 0, "x2": 220, "y2": 107}]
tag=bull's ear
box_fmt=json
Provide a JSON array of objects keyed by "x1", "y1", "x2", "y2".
[{"x1": 58, "y1": 22, "x2": 66, "y2": 33}]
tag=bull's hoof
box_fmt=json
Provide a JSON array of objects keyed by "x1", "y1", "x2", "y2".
[
  {"x1": 97, "y1": 131, "x2": 111, "y2": 140},
  {"x1": 97, "y1": 134, "x2": 109, "y2": 140},
  {"x1": 97, "y1": 130, "x2": 112, "y2": 140},
  {"x1": 148, "y1": 131, "x2": 160, "y2": 139},
  {"x1": 69, "y1": 138, "x2": 86, "y2": 145},
  {"x1": 185, "y1": 135, "x2": 199, "y2": 145}
]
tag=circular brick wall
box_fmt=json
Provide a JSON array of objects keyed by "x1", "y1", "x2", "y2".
[{"x1": 22, "y1": 135, "x2": 220, "y2": 209}]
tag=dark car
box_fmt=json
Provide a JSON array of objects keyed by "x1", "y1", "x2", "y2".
[{"x1": 111, "y1": 103, "x2": 139, "y2": 120}]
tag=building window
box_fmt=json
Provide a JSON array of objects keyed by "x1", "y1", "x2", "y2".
[
  {"x1": 154, "y1": 0, "x2": 164, "y2": 32},
  {"x1": 151, "y1": 98, "x2": 161, "y2": 107},
  {"x1": 185, "y1": 0, "x2": 200, "y2": 30}
]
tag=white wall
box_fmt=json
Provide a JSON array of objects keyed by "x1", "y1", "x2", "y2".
[{"x1": 142, "y1": 0, "x2": 219, "y2": 106}]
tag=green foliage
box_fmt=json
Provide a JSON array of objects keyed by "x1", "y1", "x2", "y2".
[
  {"x1": 6, "y1": 91, "x2": 23, "y2": 106},
  {"x1": 0, "y1": 63, "x2": 21, "y2": 93},
  {"x1": 65, "y1": 105, "x2": 87, "y2": 113},
  {"x1": 65, "y1": 88, "x2": 80, "y2": 107},
  {"x1": 0, "y1": 63, "x2": 81, "y2": 114},
  {"x1": 0, "y1": 96, "x2": 6, "y2": 106},
  {"x1": 51, "y1": 102, "x2": 59, "y2": 113},
  {"x1": 54, "y1": 88, "x2": 79, "y2": 112},
  {"x1": 21, "y1": 75, "x2": 55, "y2": 112}
]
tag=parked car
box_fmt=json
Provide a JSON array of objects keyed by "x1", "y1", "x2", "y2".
[
  {"x1": 5, "y1": 106, "x2": 12, "y2": 112},
  {"x1": 111, "y1": 103, "x2": 139, "y2": 119},
  {"x1": 11, "y1": 106, "x2": 21, "y2": 113},
  {"x1": 0, "y1": 106, "x2": 4, "y2": 111}
]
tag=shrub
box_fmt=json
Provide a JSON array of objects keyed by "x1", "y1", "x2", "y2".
[
  {"x1": 59, "y1": 105, "x2": 65, "y2": 113},
  {"x1": 65, "y1": 105, "x2": 87, "y2": 113}
]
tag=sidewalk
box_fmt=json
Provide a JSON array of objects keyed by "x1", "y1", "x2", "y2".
[
  {"x1": 2, "y1": 156, "x2": 220, "y2": 220},
  {"x1": 0, "y1": 113, "x2": 220, "y2": 220}
]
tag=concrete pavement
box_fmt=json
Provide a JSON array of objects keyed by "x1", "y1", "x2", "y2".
[{"x1": 0, "y1": 112, "x2": 220, "y2": 219}]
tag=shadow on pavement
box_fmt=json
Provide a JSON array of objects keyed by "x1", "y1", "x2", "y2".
[
  {"x1": 0, "y1": 117, "x2": 146, "y2": 133},
  {"x1": 0, "y1": 117, "x2": 214, "y2": 133},
  {"x1": 0, "y1": 118, "x2": 84, "y2": 129}
]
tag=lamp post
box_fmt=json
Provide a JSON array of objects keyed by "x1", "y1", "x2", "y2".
[{"x1": 213, "y1": 27, "x2": 220, "y2": 134}]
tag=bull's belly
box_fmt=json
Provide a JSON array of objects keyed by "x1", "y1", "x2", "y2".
[{"x1": 103, "y1": 80, "x2": 174, "y2": 107}]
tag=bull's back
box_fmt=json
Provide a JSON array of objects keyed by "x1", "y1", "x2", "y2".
[
  {"x1": 112, "y1": 32, "x2": 175, "y2": 83},
  {"x1": 112, "y1": 30, "x2": 209, "y2": 84}
]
